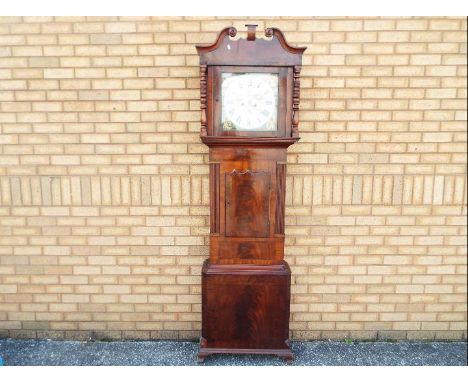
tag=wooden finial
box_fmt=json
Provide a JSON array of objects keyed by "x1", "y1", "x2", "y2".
[{"x1": 245, "y1": 24, "x2": 258, "y2": 41}]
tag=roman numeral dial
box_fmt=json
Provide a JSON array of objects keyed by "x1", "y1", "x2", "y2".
[{"x1": 221, "y1": 73, "x2": 278, "y2": 131}]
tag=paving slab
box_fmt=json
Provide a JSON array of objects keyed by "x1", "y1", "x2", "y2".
[{"x1": 0, "y1": 339, "x2": 466, "y2": 366}]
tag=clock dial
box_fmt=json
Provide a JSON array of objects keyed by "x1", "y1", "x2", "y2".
[{"x1": 221, "y1": 73, "x2": 278, "y2": 131}]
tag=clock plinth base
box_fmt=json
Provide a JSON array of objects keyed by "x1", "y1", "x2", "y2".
[
  {"x1": 199, "y1": 260, "x2": 292, "y2": 362},
  {"x1": 197, "y1": 340, "x2": 294, "y2": 364}
]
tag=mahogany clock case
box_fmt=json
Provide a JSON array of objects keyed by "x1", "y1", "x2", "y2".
[{"x1": 196, "y1": 25, "x2": 306, "y2": 363}]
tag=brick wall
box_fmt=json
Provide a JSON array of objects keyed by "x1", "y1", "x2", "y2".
[{"x1": 0, "y1": 16, "x2": 466, "y2": 341}]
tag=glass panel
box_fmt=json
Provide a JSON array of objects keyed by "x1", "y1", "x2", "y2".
[{"x1": 221, "y1": 72, "x2": 278, "y2": 131}]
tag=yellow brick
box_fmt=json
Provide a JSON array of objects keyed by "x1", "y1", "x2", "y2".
[
  {"x1": 105, "y1": 22, "x2": 136, "y2": 33},
  {"x1": 411, "y1": 31, "x2": 442, "y2": 42},
  {"x1": 365, "y1": 19, "x2": 396, "y2": 31}
]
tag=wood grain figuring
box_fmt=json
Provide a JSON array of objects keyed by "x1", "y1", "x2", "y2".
[
  {"x1": 209, "y1": 163, "x2": 220, "y2": 233},
  {"x1": 275, "y1": 163, "x2": 286, "y2": 234},
  {"x1": 225, "y1": 169, "x2": 271, "y2": 238},
  {"x1": 210, "y1": 146, "x2": 287, "y2": 162},
  {"x1": 219, "y1": 241, "x2": 272, "y2": 262},
  {"x1": 201, "y1": 260, "x2": 291, "y2": 351},
  {"x1": 212, "y1": 237, "x2": 284, "y2": 265}
]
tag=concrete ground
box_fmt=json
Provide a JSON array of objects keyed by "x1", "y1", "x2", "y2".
[{"x1": 0, "y1": 339, "x2": 466, "y2": 366}]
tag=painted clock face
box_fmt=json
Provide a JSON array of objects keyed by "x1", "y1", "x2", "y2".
[{"x1": 221, "y1": 72, "x2": 278, "y2": 131}]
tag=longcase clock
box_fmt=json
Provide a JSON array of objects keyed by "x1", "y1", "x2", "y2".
[{"x1": 196, "y1": 25, "x2": 306, "y2": 363}]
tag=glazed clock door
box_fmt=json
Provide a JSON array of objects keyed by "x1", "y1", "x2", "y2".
[{"x1": 209, "y1": 66, "x2": 292, "y2": 137}]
